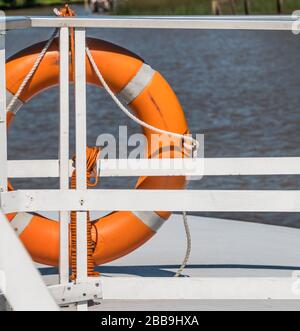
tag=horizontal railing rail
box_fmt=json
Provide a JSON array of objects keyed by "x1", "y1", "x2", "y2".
[
  {"x1": 2, "y1": 189, "x2": 300, "y2": 213},
  {"x1": 1, "y1": 15, "x2": 300, "y2": 31},
  {"x1": 6, "y1": 157, "x2": 300, "y2": 178}
]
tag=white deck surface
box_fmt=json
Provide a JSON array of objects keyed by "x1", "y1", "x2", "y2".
[
  {"x1": 100, "y1": 214, "x2": 300, "y2": 278},
  {"x1": 41, "y1": 214, "x2": 300, "y2": 278},
  {"x1": 37, "y1": 215, "x2": 300, "y2": 311}
]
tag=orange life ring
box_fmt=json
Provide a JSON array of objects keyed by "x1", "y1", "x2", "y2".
[{"x1": 5, "y1": 37, "x2": 188, "y2": 266}]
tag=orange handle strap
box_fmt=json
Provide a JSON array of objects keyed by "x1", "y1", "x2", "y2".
[{"x1": 70, "y1": 147, "x2": 101, "y2": 281}]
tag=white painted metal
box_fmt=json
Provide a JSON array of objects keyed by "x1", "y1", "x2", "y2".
[
  {"x1": 19, "y1": 16, "x2": 300, "y2": 31},
  {"x1": 7, "y1": 160, "x2": 60, "y2": 178},
  {"x1": 59, "y1": 27, "x2": 70, "y2": 285},
  {"x1": 98, "y1": 157, "x2": 300, "y2": 177},
  {"x1": 0, "y1": 23, "x2": 7, "y2": 194},
  {"x1": 203, "y1": 157, "x2": 300, "y2": 176},
  {"x1": 0, "y1": 210, "x2": 58, "y2": 311},
  {"x1": 74, "y1": 28, "x2": 88, "y2": 311},
  {"x1": 75, "y1": 28, "x2": 87, "y2": 192},
  {"x1": 1, "y1": 16, "x2": 31, "y2": 30},
  {"x1": 100, "y1": 277, "x2": 300, "y2": 300},
  {"x1": 7, "y1": 157, "x2": 300, "y2": 178},
  {"x1": 1, "y1": 15, "x2": 300, "y2": 31},
  {"x1": 49, "y1": 279, "x2": 102, "y2": 305},
  {"x1": 2, "y1": 189, "x2": 300, "y2": 213}
]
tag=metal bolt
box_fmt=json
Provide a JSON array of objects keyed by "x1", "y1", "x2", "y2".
[
  {"x1": 95, "y1": 283, "x2": 99, "y2": 287},
  {"x1": 67, "y1": 287, "x2": 71, "y2": 291},
  {"x1": 80, "y1": 199, "x2": 84, "y2": 206},
  {"x1": 83, "y1": 293, "x2": 86, "y2": 297}
]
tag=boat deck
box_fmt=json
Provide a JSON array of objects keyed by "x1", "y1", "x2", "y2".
[{"x1": 39, "y1": 215, "x2": 300, "y2": 311}]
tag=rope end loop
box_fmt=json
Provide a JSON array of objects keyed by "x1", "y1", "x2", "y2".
[{"x1": 54, "y1": 4, "x2": 76, "y2": 17}]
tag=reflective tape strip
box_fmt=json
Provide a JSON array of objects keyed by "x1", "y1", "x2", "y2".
[
  {"x1": 118, "y1": 63, "x2": 155, "y2": 105},
  {"x1": 6, "y1": 90, "x2": 23, "y2": 115},
  {"x1": 133, "y1": 211, "x2": 166, "y2": 232},
  {"x1": 10, "y1": 212, "x2": 33, "y2": 236}
]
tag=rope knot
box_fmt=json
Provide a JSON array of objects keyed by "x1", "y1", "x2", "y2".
[
  {"x1": 72, "y1": 146, "x2": 101, "y2": 188},
  {"x1": 54, "y1": 4, "x2": 76, "y2": 17}
]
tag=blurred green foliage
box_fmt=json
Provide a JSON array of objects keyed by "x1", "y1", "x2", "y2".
[
  {"x1": 0, "y1": 0, "x2": 82, "y2": 9},
  {"x1": 113, "y1": 0, "x2": 300, "y2": 15}
]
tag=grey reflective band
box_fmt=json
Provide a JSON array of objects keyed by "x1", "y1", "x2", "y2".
[
  {"x1": 10, "y1": 212, "x2": 33, "y2": 236},
  {"x1": 6, "y1": 90, "x2": 23, "y2": 115},
  {"x1": 133, "y1": 211, "x2": 166, "y2": 232},
  {"x1": 119, "y1": 63, "x2": 155, "y2": 105}
]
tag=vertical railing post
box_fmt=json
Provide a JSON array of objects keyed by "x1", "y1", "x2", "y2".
[
  {"x1": 0, "y1": 13, "x2": 7, "y2": 196},
  {"x1": 0, "y1": 14, "x2": 8, "y2": 310},
  {"x1": 59, "y1": 27, "x2": 70, "y2": 285},
  {"x1": 74, "y1": 27, "x2": 88, "y2": 311}
]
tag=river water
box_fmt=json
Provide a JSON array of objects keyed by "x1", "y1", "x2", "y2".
[{"x1": 4, "y1": 5, "x2": 300, "y2": 227}]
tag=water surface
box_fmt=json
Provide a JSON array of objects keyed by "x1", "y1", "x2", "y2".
[{"x1": 5, "y1": 5, "x2": 300, "y2": 227}]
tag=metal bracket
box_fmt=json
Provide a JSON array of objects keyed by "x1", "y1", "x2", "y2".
[{"x1": 49, "y1": 278, "x2": 102, "y2": 305}]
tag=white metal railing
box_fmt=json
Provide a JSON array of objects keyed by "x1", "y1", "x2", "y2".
[
  {"x1": 2, "y1": 189, "x2": 300, "y2": 213},
  {"x1": 3, "y1": 15, "x2": 300, "y2": 31},
  {"x1": 0, "y1": 210, "x2": 58, "y2": 311},
  {"x1": 5, "y1": 157, "x2": 300, "y2": 178},
  {"x1": 0, "y1": 15, "x2": 300, "y2": 310},
  {"x1": 59, "y1": 26, "x2": 70, "y2": 286}
]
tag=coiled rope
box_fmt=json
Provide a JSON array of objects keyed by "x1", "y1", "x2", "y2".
[{"x1": 174, "y1": 212, "x2": 191, "y2": 277}]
